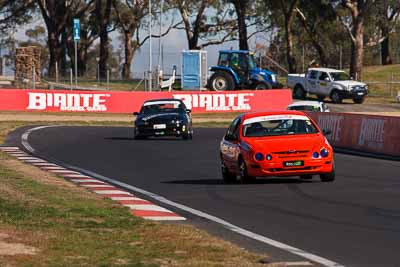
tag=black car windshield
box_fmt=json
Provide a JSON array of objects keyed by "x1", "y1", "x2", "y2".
[
  {"x1": 140, "y1": 101, "x2": 185, "y2": 114},
  {"x1": 288, "y1": 105, "x2": 320, "y2": 112},
  {"x1": 330, "y1": 72, "x2": 350, "y2": 81},
  {"x1": 242, "y1": 115, "x2": 318, "y2": 137}
]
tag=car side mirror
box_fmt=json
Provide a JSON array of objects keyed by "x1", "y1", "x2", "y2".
[
  {"x1": 225, "y1": 134, "x2": 237, "y2": 142},
  {"x1": 186, "y1": 109, "x2": 191, "y2": 113},
  {"x1": 322, "y1": 129, "x2": 332, "y2": 136},
  {"x1": 324, "y1": 77, "x2": 330, "y2": 82},
  {"x1": 133, "y1": 112, "x2": 139, "y2": 116}
]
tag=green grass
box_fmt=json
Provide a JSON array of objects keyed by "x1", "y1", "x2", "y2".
[
  {"x1": 361, "y1": 64, "x2": 400, "y2": 97},
  {"x1": 0, "y1": 120, "x2": 268, "y2": 266}
]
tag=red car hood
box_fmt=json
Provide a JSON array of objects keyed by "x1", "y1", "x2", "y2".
[{"x1": 244, "y1": 134, "x2": 326, "y2": 153}]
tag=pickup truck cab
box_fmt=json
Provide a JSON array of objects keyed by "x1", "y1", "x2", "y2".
[{"x1": 288, "y1": 68, "x2": 368, "y2": 104}]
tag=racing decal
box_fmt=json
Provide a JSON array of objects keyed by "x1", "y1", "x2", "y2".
[
  {"x1": 26, "y1": 92, "x2": 111, "y2": 112},
  {"x1": 0, "y1": 89, "x2": 293, "y2": 114},
  {"x1": 243, "y1": 114, "x2": 310, "y2": 125},
  {"x1": 307, "y1": 112, "x2": 400, "y2": 157},
  {"x1": 317, "y1": 115, "x2": 343, "y2": 142},
  {"x1": 172, "y1": 92, "x2": 254, "y2": 111},
  {"x1": 358, "y1": 118, "x2": 385, "y2": 149}
]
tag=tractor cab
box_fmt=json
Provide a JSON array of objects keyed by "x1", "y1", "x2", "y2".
[{"x1": 208, "y1": 50, "x2": 280, "y2": 91}]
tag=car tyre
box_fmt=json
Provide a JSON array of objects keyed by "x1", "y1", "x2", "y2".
[
  {"x1": 182, "y1": 132, "x2": 193, "y2": 140},
  {"x1": 320, "y1": 168, "x2": 335, "y2": 182},
  {"x1": 221, "y1": 158, "x2": 236, "y2": 183},
  {"x1": 300, "y1": 175, "x2": 313, "y2": 180},
  {"x1": 330, "y1": 90, "x2": 343, "y2": 104},
  {"x1": 209, "y1": 71, "x2": 235, "y2": 91},
  {"x1": 238, "y1": 158, "x2": 254, "y2": 184},
  {"x1": 353, "y1": 97, "x2": 365, "y2": 104},
  {"x1": 293, "y1": 85, "x2": 306, "y2": 99}
]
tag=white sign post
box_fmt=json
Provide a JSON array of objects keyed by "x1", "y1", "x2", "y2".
[{"x1": 73, "y1": 19, "x2": 80, "y2": 89}]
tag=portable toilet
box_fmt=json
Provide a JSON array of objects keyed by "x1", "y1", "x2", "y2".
[{"x1": 181, "y1": 50, "x2": 207, "y2": 90}]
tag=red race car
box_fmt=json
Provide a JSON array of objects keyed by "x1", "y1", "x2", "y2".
[{"x1": 220, "y1": 111, "x2": 335, "y2": 183}]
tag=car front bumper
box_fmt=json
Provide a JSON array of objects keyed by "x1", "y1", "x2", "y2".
[
  {"x1": 342, "y1": 88, "x2": 368, "y2": 99},
  {"x1": 135, "y1": 123, "x2": 189, "y2": 137},
  {"x1": 247, "y1": 158, "x2": 333, "y2": 177}
]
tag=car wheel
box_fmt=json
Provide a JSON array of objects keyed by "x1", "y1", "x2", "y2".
[
  {"x1": 238, "y1": 158, "x2": 254, "y2": 184},
  {"x1": 293, "y1": 85, "x2": 306, "y2": 99},
  {"x1": 255, "y1": 81, "x2": 272, "y2": 90},
  {"x1": 353, "y1": 97, "x2": 365, "y2": 104},
  {"x1": 209, "y1": 71, "x2": 235, "y2": 91},
  {"x1": 182, "y1": 132, "x2": 192, "y2": 140},
  {"x1": 300, "y1": 175, "x2": 313, "y2": 180},
  {"x1": 221, "y1": 158, "x2": 236, "y2": 183},
  {"x1": 320, "y1": 168, "x2": 335, "y2": 182},
  {"x1": 330, "y1": 90, "x2": 343, "y2": 104}
]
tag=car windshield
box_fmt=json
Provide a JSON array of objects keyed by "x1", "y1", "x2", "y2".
[
  {"x1": 288, "y1": 105, "x2": 320, "y2": 112},
  {"x1": 242, "y1": 115, "x2": 318, "y2": 137},
  {"x1": 330, "y1": 72, "x2": 350, "y2": 81},
  {"x1": 141, "y1": 101, "x2": 185, "y2": 114}
]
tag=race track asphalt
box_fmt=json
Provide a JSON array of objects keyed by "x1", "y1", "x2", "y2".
[{"x1": 9, "y1": 126, "x2": 400, "y2": 267}]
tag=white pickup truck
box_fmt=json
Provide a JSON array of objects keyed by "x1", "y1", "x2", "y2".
[{"x1": 288, "y1": 68, "x2": 368, "y2": 104}]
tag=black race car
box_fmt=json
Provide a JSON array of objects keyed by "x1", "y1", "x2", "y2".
[{"x1": 133, "y1": 98, "x2": 193, "y2": 140}]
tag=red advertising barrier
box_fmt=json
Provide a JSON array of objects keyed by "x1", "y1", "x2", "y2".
[
  {"x1": 307, "y1": 112, "x2": 400, "y2": 157},
  {"x1": 0, "y1": 89, "x2": 293, "y2": 114}
]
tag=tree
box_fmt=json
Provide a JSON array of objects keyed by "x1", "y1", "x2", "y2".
[
  {"x1": 294, "y1": 0, "x2": 338, "y2": 66},
  {"x1": 95, "y1": 0, "x2": 113, "y2": 79},
  {"x1": 333, "y1": 0, "x2": 376, "y2": 80},
  {"x1": 0, "y1": 0, "x2": 35, "y2": 34},
  {"x1": 113, "y1": 0, "x2": 147, "y2": 79},
  {"x1": 376, "y1": 0, "x2": 400, "y2": 64},
  {"x1": 265, "y1": 0, "x2": 299, "y2": 73},
  {"x1": 230, "y1": 0, "x2": 249, "y2": 50},
  {"x1": 172, "y1": 0, "x2": 237, "y2": 49},
  {"x1": 36, "y1": 0, "x2": 95, "y2": 77}
]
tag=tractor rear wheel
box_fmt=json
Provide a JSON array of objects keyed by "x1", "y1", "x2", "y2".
[{"x1": 209, "y1": 71, "x2": 235, "y2": 91}]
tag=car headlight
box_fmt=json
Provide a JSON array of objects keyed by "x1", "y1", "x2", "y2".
[
  {"x1": 255, "y1": 152, "x2": 264, "y2": 161},
  {"x1": 266, "y1": 154, "x2": 273, "y2": 161},
  {"x1": 320, "y1": 148, "x2": 329, "y2": 158},
  {"x1": 312, "y1": 152, "x2": 319, "y2": 158}
]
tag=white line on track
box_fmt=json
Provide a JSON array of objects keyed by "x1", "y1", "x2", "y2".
[
  {"x1": 40, "y1": 166, "x2": 67, "y2": 170},
  {"x1": 0, "y1": 147, "x2": 20, "y2": 151},
  {"x1": 24, "y1": 159, "x2": 48, "y2": 163},
  {"x1": 110, "y1": 196, "x2": 143, "y2": 201},
  {"x1": 21, "y1": 125, "x2": 345, "y2": 267},
  {"x1": 17, "y1": 157, "x2": 40, "y2": 160},
  {"x1": 143, "y1": 216, "x2": 186, "y2": 221},
  {"x1": 81, "y1": 184, "x2": 112, "y2": 188},
  {"x1": 63, "y1": 174, "x2": 92, "y2": 178},
  {"x1": 49, "y1": 170, "x2": 80, "y2": 174},
  {"x1": 93, "y1": 190, "x2": 132, "y2": 195},
  {"x1": 124, "y1": 204, "x2": 171, "y2": 212},
  {"x1": 8, "y1": 153, "x2": 28, "y2": 156},
  {"x1": 32, "y1": 163, "x2": 58, "y2": 167},
  {"x1": 70, "y1": 179, "x2": 106, "y2": 183}
]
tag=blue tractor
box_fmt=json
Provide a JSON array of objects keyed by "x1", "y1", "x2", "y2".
[{"x1": 208, "y1": 50, "x2": 281, "y2": 91}]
